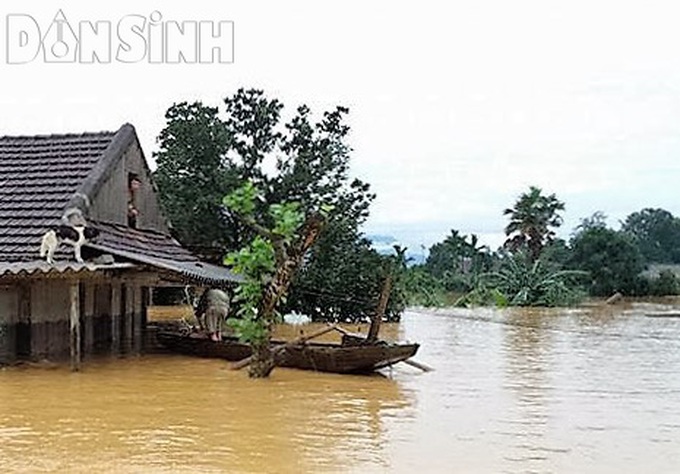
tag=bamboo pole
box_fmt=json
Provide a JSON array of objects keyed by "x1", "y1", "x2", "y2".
[
  {"x1": 402, "y1": 359, "x2": 434, "y2": 372},
  {"x1": 69, "y1": 281, "x2": 81, "y2": 372},
  {"x1": 230, "y1": 325, "x2": 339, "y2": 371},
  {"x1": 605, "y1": 292, "x2": 623, "y2": 305},
  {"x1": 367, "y1": 274, "x2": 392, "y2": 342}
]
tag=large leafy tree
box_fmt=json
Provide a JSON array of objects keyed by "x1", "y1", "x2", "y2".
[
  {"x1": 424, "y1": 229, "x2": 491, "y2": 291},
  {"x1": 503, "y1": 186, "x2": 565, "y2": 261},
  {"x1": 569, "y1": 226, "x2": 644, "y2": 296},
  {"x1": 154, "y1": 89, "x2": 398, "y2": 322},
  {"x1": 621, "y1": 208, "x2": 680, "y2": 264},
  {"x1": 153, "y1": 102, "x2": 237, "y2": 255}
]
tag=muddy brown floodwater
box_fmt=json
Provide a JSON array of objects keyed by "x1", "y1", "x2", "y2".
[{"x1": 1, "y1": 301, "x2": 680, "y2": 473}]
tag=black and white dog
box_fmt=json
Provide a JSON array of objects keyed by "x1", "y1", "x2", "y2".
[{"x1": 39, "y1": 225, "x2": 100, "y2": 264}]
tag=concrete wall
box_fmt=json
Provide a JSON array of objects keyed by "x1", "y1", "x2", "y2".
[
  {"x1": 30, "y1": 280, "x2": 70, "y2": 359},
  {"x1": 0, "y1": 277, "x2": 149, "y2": 364}
]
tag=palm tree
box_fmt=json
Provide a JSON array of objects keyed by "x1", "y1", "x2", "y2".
[{"x1": 503, "y1": 186, "x2": 565, "y2": 262}]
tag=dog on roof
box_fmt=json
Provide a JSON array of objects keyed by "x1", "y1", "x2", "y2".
[{"x1": 39, "y1": 225, "x2": 100, "y2": 265}]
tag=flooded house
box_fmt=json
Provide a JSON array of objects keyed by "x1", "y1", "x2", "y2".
[{"x1": 0, "y1": 123, "x2": 239, "y2": 368}]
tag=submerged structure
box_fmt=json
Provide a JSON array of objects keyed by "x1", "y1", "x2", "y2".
[{"x1": 0, "y1": 123, "x2": 239, "y2": 367}]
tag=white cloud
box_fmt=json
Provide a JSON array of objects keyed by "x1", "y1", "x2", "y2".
[{"x1": 2, "y1": 0, "x2": 680, "y2": 251}]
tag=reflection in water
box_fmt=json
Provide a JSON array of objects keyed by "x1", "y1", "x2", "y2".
[
  {"x1": 502, "y1": 311, "x2": 552, "y2": 471},
  {"x1": 2, "y1": 303, "x2": 680, "y2": 473}
]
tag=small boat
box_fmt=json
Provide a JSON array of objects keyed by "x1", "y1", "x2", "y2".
[
  {"x1": 645, "y1": 311, "x2": 680, "y2": 318},
  {"x1": 153, "y1": 326, "x2": 420, "y2": 374}
]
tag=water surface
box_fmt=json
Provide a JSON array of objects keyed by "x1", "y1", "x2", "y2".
[{"x1": 1, "y1": 302, "x2": 679, "y2": 473}]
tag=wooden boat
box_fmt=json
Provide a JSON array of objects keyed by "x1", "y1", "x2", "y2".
[
  {"x1": 153, "y1": 326, "x2": 420, "y2": 374},
  {"x1": 645, "y1": 311, "x2": 680, "y2": 318}
]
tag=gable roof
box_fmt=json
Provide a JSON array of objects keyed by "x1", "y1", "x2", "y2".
[
  {"x1": 0, "y1": 124, "x2": 240, "y2": 285},
  {"x1": 0, "y1": 129, "x2": 115, "y2": 260}
]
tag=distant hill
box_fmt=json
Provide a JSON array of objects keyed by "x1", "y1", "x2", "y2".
[{"x1": 366, "y1": 234, "x2": 427, "y2": 266}]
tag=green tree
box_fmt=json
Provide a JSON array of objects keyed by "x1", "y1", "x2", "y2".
[
  {"x1": 424, "y1": 230, "x2": 491, "y2": 292},
  {"x1": 573, "y1": 211, "x2": 608, "y2": 235},
  {"x1": 648, "y1": 270, "x2": 680, "y2": 296},
  {"x1": 568, "y1": 226, "x2": 644, "y2": 296},
  {"x1": 460, "y1": 251, "x2": 585, "y2": 307},
  {"x1": 153, "y1": 102, "x2": 238, "y2": 255},
  {"x1": 154, "y1": 89, "x2": 396, "y2": 322},
  {"x1": 503, "y1": 186, "x2": 565, "y2": 261},
  {"x1": 224, "y1": 182, "x2": 327, "y2": 378},
  {"x1": 621, "y1": 208, "x2": 680, "y2": 263},
  {"x1": 286, "y1": 231, "x2": 402, "y2": 322},
  {"x1": 403, "y1": 265, "x2": 448, "y2": 307}
]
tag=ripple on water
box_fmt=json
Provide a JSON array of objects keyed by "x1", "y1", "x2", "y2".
[{"x1": 1, "y1": 305, "x2": 680, "y2": 473}]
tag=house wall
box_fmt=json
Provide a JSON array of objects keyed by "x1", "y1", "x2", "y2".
[
  {"x1": 0, "y1": 286, "x2": 18, "y2": 363},
  {"x1": 0, "y1": 276, "x2": 149, "y2": 364},
  {"x1": 31, "y1": 280, "x2": 70, "y2": 359},
  {"x1": 89, "y1": 140, "x2": 170, "y2": 233}
]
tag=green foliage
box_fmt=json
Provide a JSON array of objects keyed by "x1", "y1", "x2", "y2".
[
  {"x1": 568, "y1": 226, "x2": 644, "y2": 296},
  {"x1": 621, "y1": 208, "x2": 680, "y2": 264},
  {"x1": 224, "y1": 236, "x2": 275, "y2": 279},
  {"x1": 503, "y1": 186, "x2": 565, "y2": 261},
  {"x1": 270, "y1": 203, "x2": 304, "y2": 241},
  {"x1": 285, "y1": 232, "x2": 404, "y2": 322},
  {"x1": 573, "y1": 211, "x2": 608, "y2": 235},
  {"x1": 454, "y1": 286, "x2": 508, "y2": 308},
  {"x1": 424, "y1": 229, "x2": 492, "y2": 292},
  {"x1": 648, "y1": 270, "x2": 680, "y2": 296},
  {"x1": 153, "y1": 102, "x2": 238, "y2": 252},
  {"x1": 540, "y1": 238, "x2": 571, "y2": 268},
  {"x1": 154, "y1": 89, "x2": 393, "y2": 322},
  {"x1": 222, "y1": 180, "x2": 259, "y2": 216},
  {"x1": 403, "y1": 266, "x2": 449, "y2": 307},
  {"x1": 460, "y1": 252, "x2": 586, "y2": 307},
  {"x1": 223, "y1": 183, "x2": 306, "y2": 344}
]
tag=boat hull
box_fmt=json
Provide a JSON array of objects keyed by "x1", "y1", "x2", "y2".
[{"x1": 155, "y1": 330, "x2": 419, "y2": 374}]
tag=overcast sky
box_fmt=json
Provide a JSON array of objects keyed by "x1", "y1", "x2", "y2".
[{"x1": 2, "y1": 1, "x2": 680, "y2": 252}]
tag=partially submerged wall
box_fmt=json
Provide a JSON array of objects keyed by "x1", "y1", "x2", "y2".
[{"x1": 0, "y1": 278, "x2": 148, "y2": 364}]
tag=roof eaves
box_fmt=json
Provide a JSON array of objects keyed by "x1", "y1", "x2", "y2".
[
  {"x1": 0, "y1": 261, "x2": 137, "y2": 278},
  {"x1": 89, "y1": 243, "x2": 243, "y2": 286}
]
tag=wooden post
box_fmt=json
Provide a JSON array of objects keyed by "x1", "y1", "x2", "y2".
[
  {"x1": 124, "y1": 284, "x2": 134, "y2": 354},
  {"x1": 111, "y1": 282, "x2": 121, "y2": 355},
  {"x1": 132, "y1": 285, "x2": 142, "y2": 354},
  {"x1": 83, "y1": 283, "x2": 95, "y2": 354},
  {"x1": 17, "y1": 283, "x2": 31, "y2": 358},
  {"x1": 367, "y1": 274, "x2": 392, "y2": 342},
  {"x1": 69, "y1": 281, "x2": 81, "y2": 371}
]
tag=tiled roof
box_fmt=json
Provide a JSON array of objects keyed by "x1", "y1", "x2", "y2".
[
  {"x1": 93, "y1": 221, "x2": 198, "y2": 262},
  {"x1": 0, "y1": 130, "x2": 115, "y2": 261},
  {"x1": 89, "y1": 222, "x2": 241, "y2": 285},
  {"x1": 0, "y1": 125, "x2": 240, "y2": 285}
]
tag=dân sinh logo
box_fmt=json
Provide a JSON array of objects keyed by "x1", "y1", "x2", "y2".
[{"x1": 5, "y1": 10, "x2": 234, "y2": 64}]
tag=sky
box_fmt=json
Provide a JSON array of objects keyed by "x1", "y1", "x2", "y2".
[{"x1": 2, "y1": 1, "x2": 680, "y2": 254}]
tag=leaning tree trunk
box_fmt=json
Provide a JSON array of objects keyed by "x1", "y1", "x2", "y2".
[
  {"x1": 248, "y1": 340, "x2": 275, "y2": 378},
  {"x1": 247, "y1": 214, "x2": 325, "y2": 379}
]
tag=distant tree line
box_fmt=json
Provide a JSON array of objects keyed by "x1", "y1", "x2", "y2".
[{"x1": 407, "y1": 186, "x2": 680, "y2": 307}]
